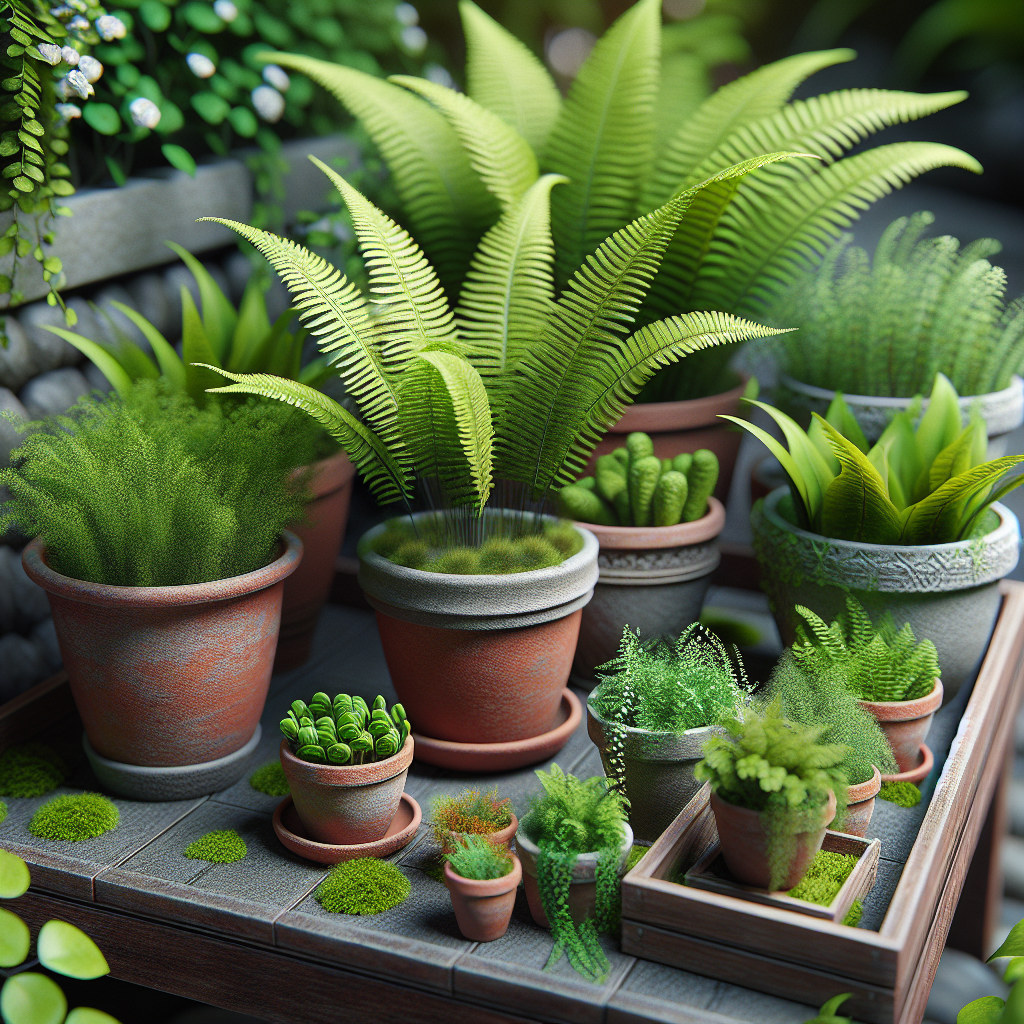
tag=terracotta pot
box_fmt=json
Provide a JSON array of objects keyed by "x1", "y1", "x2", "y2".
[
  {"x1": 22, "y1": 533, "x2": 301, "y2": 768},
  {"x1": 584, "y1": 376, "x2": 748, "y2": 501},
  {"x1": 843, "y1": 766, "x2": 881, "y2": 838},
  {"x1": 860, "y1": 680, "x2": 943, "y2": 773},
  {"x1": 710, "y1": 789, "x2": 836, "y2": 891},
  {"x1": 278, "y1": 734, "x2": 413, "y2": 846},
  {"x1": 357, "y1": 511, "x2": 598, "y2": 745},
  {"x1": 444, "y1": 854, "x2": 522, "y2": 942},
  {"x1": 439, "y1": 814, "x2": 519, "y2": 856},
  {"x1": 572, "y1": 499, "x2": 725, "y2": 682},
  {"x1": 276, "y1": 450, "x2": 356, "y2": 671},
  {"x1": 516, "y1": 823, "x2": 633, "y2": 929}
]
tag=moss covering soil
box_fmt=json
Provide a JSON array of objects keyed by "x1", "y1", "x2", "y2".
[
  {"x1": 315, "y1": 857, "x2": 411, "y2": 914},
  {"x1": 879, "y1": 781, "x2": 922, "y2": 807},
  {"x1": 249, "y1": 761, "x2": 289, "y2": 797},
  {"x1": 0, "y1": 801, "x2": 6, "y2": 825},
  {"x1": 183, "y1": 830, "x2": 247, "y2": 864},
  {"x1": 0, "y1": 744, "x2": 66, "y2": 798},
  {"x1": 788, "y1": 850, "x2": 858, "y2": 907},
  {"x1": 28, "y1": 793, "x2": 119, "y2": 841}
]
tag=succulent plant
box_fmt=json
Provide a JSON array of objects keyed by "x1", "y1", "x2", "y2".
[{"x1": 280, "y1": 692, "x2": 409, "y2": 765}]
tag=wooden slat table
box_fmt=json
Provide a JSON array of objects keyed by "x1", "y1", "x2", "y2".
[{"x1": 2, "y1": 584, "x2": 1022, "y2": 1024}]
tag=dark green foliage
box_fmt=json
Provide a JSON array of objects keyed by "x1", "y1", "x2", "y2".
[
  {"x1": 788, "y1": 850, "x2": 858, "y2": 907},
  {"x1": 28, "y1": 793, "x2": 119, "y2": 841},
  {"x1": 879, "y1": 781, "x2": 922, "y2": 807},
  {"x1": 0, "y1": 381, "x2": 309, "y2": 587},
  {"x1": 699, "y1": 609, "x2": 763, "y2": 649},
  {"x1": 315, "y1": 857, "x2": 411, "y2": 915},
  {"x1": 625, "y1": 845, "x2": 648, "y2": 872},
  {"x1": 0, "y1": 744, "x2": 65, "y2": 798},
  {"x1": 249, "y1": 762, "x2": 289, "y2": 797},
  {"x1": 446, "y1": 835, "x2": 514, "y2": 881},
  {"x1": 280, "y1": 692, "x2": 409, "y2": 766},
  {"x1": 0, "y1": 801, "x2": 6, "y2": 824},
  {"x1": 767, "y1": 212, "x2": 1024, "y2": 398},
  {"x1": 183, "y1": 830, "x2": 247, "y2": 864}
]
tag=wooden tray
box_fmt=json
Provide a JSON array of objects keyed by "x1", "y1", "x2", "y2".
[
  {"x1": 621, "y1": 580, "x2": 1024, "y2": 1024},
  {"x1": 684, "y1": 829, "x2": 880, "y2": 923}
]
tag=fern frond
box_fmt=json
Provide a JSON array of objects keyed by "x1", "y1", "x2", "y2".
[
  {"x1": 459, "y1": 0, "x2": 560, "y2": 155},
  {"x1": 544, "y1": 0, "x2": 661, "y2": 288}
]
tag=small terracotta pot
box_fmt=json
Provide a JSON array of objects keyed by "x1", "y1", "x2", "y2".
[
  {"x1": 444, "y1": 855, "x2": 522, "y2": 942},
  {"x1": 860, "y1": 679, "x2": 942, "y2": 773},
  {"x1": 22, "y1": 533, "x2": 301, "y2": 767},
  {"x1": 516, "y1": 823, "x2": 633, "y2": 929},
  {"x1": 279, "y1": 735, "x2": 413, "y2": 846},
  {"x1": 583, "y1": 376, "x2": 748, "y2": 501},
  {"x1": 276, "y1": 450, "x2": 355, "y2": 671},
  {"x1": 439, "y1": 814, "x2": 519, "y2": 856},
  {"x1": 843, "y1": 766, "x2": 881, "y2": 838},
  {"x1": 710, "y1": 789, "x2": 836, "y2": 891}
]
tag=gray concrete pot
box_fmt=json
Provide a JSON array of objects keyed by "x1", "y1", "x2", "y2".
[
  {"x1": 587, "y1": 706, "x2": 718, "y2": 842},
  {"x1": 752, "y1": 488, "x2": 1020, "y2": 697},
  {"x1": 779, "y1": 374, "x2": 1024, "y2": 456}
]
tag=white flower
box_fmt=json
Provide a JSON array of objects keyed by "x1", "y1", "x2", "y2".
[
  {"x1": 400, "y1": 25, "x2": 427, "y2": 54},
  {"x1": 129, "y1": 96, "x2": 161, "y2": 129},
  {"x1": 55, "y1": 103, "x2": 82, "y2": 123},
  {"x1": 262, "y1": 64, "x2": 290, "y2": 92},
  {"x1": 251, "y1": 84, "x2": 284, "y2": 122},
  {"x1": 67, "y1": 15, "x2": 89, "y2": 31},
  {"x1": 424, "y1": 63, "x2": 454, "y2": 89},
  {"x1": 186, "y1": 52, "x2": 216, "y2": 79},
  {"x1": 78, "y1": 55, "x2": 103, "y2": 82},
  {"x1": 394, "y1": 3, "x2": 418, "y2": 26},
  {"x1": 95, "y1": 14, "x2": 127, "y2": 40},
  {"x1": 213, "y1": 0, "x2": 238, "y2": 21},
  {"x1": 36, "y1": 42, "x2": 62, "y2": 65},
  {"x1": 50, "y1": 6, "x2": 73, "y2": 18},
  {"x1": 61, "y1": 46, "x2": 80, "y2": 65},
  {"x1": 63, "y1": 69, "x2": 92, "y2": 99}
]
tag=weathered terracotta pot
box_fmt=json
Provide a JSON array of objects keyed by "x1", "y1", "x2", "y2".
[
  {"x1": 276, "y1": 450, "x2": 355, "y2": 671},
  {"x1": 440, "y1": 814, "x2": 519, "y2": 856},
  {"x1": 358, "y1": 512, "x2": 597, "y2": 746},
  {"x1": 860, "y1": 680, "x2": 943, "y2": 773},
  {"x1": 572, "y1": 498, "x2": 725, "y2": 683},
  {"x1": 278, "y1": 734, "x2": 413, "y2": 846},
  {"x1": 584, "y1": 376, "x2": 748, "y2": 501},
  {"x1": 516, "y1": 823, "x2": 633, "y2": 929},
  {"x1": 444, "y1": 854, "x2": 522, "y2": 942},
  {"x1": 22, "y1": 533, "x2": 301, "y2": 768},
  {"x1": 843, "y1": 766, "x2": 881, "y2": 838},
  {"x1": 710, "y1": 789, "x2": 836, "y2": 891}
]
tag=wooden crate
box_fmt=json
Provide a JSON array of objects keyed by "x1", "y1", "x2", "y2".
[{"x1": 621, "y1": 580, "x2": 1024, "y2": 1024}]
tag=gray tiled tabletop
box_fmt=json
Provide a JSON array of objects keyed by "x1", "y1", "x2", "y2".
[{"x1": 0, "y1": 603, "x2": 958, "y2": 1024}]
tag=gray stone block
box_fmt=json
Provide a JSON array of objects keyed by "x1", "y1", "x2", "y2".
[
  {"x1": 2, "y1": 543, "x2": 50, "y2": 629},
  {"x1": 93, "y1": 285, "x2": 149, "y2": 353},
  {"x1": 17, "y1": 301, "x2": 78, "y2": 370},
  {"x1": 223, "y1": 251, "x2": 255, "y2": 303},
  {"x1": 0, "y1": 543, "x2": 16, "y2": 634},
  {"x1": 128, "y1": 273, "x2": 173, "y2": 338},
  {"x1": 0, "y1": 317, "x2": 39, "y2": 390},
  {"x1": 64, "y1": 296, "x2": 103, "y2": 349},
  {"x1": 0, "y1": 630, "x2": 45, "y2": 703},
  {"x1": 925, "y1": 948, "x2": 1007, "y2": 1024},
  {"x1": 19, "y1": 367, "x2": 90, "y2": 419},
  {"x1": 0, "y1": 386, "x2": 27, "y2": 469},
  {"x1": 30, "y1": 616, "x2": 61, "y2": 673}
]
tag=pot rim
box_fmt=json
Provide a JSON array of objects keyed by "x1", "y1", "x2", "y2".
[
  {"x1": 608, "y1": 374, "x2": 749, "y2": 433},
  {"x1": 278, "y1": 734, "x2": 414, "y2": 787},
  {"x1": 859, "y1": 678, "x2": 943, "y2": 720},
  {"x1": 587, "y1": 704, "x2": 721, "y2": 760},
  {"x1": 576, "y1": 496, "x2": 725, "y2": 550},
  {"x1": 710, "y1": 787, "x2": 837, "y2": 830},
  {"x1": 443, "y1": 853, "x2": 523, "y2": 895},
  {"x1": 22, "y1": 530, "x2": 303, "y2": 609},
  {"x1": 847, "y1": 765, "x2": 881, "y2": 804},
  {"x1": 515, "y1": 821, "x2": 634, "y2": 870}
]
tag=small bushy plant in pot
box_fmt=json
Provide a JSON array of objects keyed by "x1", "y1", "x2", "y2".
[
  {"x1": 695, "y1": 701, "x2": 847, "y2": 891},
  {"x1": 1, "y1": 382, "x2": 305, "y2": 800},
  {"x1": 587, "y1": 623, "x2": 751, "y2": 842},
  {"x1": 443, "y1": 834, "x2": 522, "y2": 942},
  {"x1": 278, "y1": 691, "x2": 412, "y2": 846},
  {"x1": 431, "y1": 788, "x2": 516, "y2": 855}
]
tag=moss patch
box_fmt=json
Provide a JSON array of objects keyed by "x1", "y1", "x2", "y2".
[
  {"x1": 788, "y1": 850, "x2": 859, "y2": 907},
  {"x1": 184, "y1": 829, "x2": 247, "y2": 863},
  {"x1": 315, "y1": 857, "x2": 411, "y2": 914},
  {"x1": 879, "y1": 781, "x2": 922, "y2": 807},
  {"x1": 28, "y1": 793, "x2": 118, "y2": 841},
  {"x1": 843, "y1": 899, "x2": 864, "y2": 927},
  {"x1": 625, "y1": 845, "x2": 648, "y2": 872},
  {"x1": 0, "y1": 801, "x2": 6, "y2": 825},
  {"x1": 420, "y1": 852, "x2": 445, "y2": 884},
  {"x1": 249, "y1": 762, "x2": 289, "y2": 797},
  {"x1": 0, "y1": 744, "x2": 66, "y2": 798}
]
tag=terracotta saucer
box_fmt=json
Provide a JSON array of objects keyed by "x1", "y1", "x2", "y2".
[
  {"x1": 412, "y1": 688, "x2": 582, "y2": 772},
  {"x1": 881, "y1": 743, "x2": 934, "y2": 786},
  {"x1": 273, "y1": 792, "x2": 421, "y2": 864}
]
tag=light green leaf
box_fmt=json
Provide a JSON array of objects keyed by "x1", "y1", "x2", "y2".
[
  {"x1": 226, "y1": 278, "x2": 272, "y2": 372},
  {"x1": 161, "y1": 144, "x2": 196, "y2": 178},
  {"x1": 1004, "y1": 957, "x2": 1024, "y2": 983},
  {"x1": 915, "y1": 372, "x2": 964, "y2": 492},
  {"x1": 0, "y1": 907, "x2": 30, "y2": 967},
  {"x1": 876, "y1": 411, "x2": 922, "y2": 510},
  {"x1": 955, "y1": 995, "x2": 1004, "y2": 1024},
  {"x1": 107, "y1": 302, "x2": 186, "y2": 391},
  {"x1": 990, "y1": 917, "x2": 1024, "y2": 961},
  {"x1": 826, "y1": 393, "x2": 869, "y2": 453},
  {"x1": 37, "y1": 921, "x2": 109, "y2": 979},
  {"x1": 165, "y1": 242, "x2": 237, "y2": 360},
  {"x1": 0, "y1": 850, "x2": 30, "y2": 899},
  {"x1": 0, "y1": 973, "x2": 67, "y2": 1024},
  {"x1": 181, "y1": 289, "x2": 223, "y2": 407},
  {"x1": 41, "y1": 328, "x2": 135, "y2": 397},
  {"x1": 66, "y1": 1010, "x2": 123, "y2": 1024},
  {"x1": 929, "y1": 424, "x2": 979, "y2": 491}
]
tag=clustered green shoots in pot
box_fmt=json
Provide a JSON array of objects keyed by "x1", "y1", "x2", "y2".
[{"x1": 280, "y1": 692, "x2": 409, "y2": 765}]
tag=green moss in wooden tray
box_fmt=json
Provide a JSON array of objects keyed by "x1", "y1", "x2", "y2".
[
  {"x1": 249, "y1": 762, "x2": 289, "y2": 797},
  {"x1": 879, "y1": 781, "x2": 922, "y2": 807},
  {"x1": 0, "y1": 745, "x2": 66, "y2": 798}
]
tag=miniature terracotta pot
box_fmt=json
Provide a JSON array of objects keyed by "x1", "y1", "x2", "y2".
[
  {"x1": 710, "y1": 789, "x2": 836, "y2": 891},
  {"x1": 572, "y1": 499, "x2": 725, "y2": 682},
  {"x1": 276, "y1": 450, "x2": 355, "y2": 671},
  {"x1": 860, "y1": 680, "x2": 943, "y2": 773},
  {"x1": 842, "y1": 766, "x2": 881, "y2": 838},
  {"x1": 444, "y1": 854, "x2": 522, "y2": 942},
  {"x1": 583, "y1": 376, "x2": 748, "y2": 501},
  {"x1": 278, "y1": 734, "x2": 413, "y2": 846},
  {"x1": 22, "y1": 533, "x2": 302, "y2": 767},
  {"x1": 516, "y1": 823, "x2": 633, "y2": 929},
  {"x1": 440, "y1": 814, "x2": 519, "y2": 856}
]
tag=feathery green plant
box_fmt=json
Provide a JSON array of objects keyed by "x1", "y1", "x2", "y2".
[
  {"x1": 726, "y1": 375, "x2": 1024, "y2": 544},
  {"x1": 766, "y1": 212, "x2": 1024, "y2": 398},
  {"x1": 445, "y1": 834, "x2": 514, "y2": 881},
  {"x1": 183, "y1": 830, "x2": 247, "y2": 864},
  {"x1": 280, "y1": 692, "x2": 409, "y2": 766},
  {"x1": 267, "y1": 0, "x2": 980, "y2": 402},
  {"x1": 315, "y1": 857, "x2": 411, "y2": 915},
  {"x1": 28, "y1": 793, "x2": 119, "y2": 841},
  {"x1": 792, "y1": 595, "x2": 940, "y2": 703},
  {"x1": 0, "y1": 381, "x2": 308, "y2": 586}
]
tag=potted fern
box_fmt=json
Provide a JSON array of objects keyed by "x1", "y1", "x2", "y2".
[
  {"x1": 515, "y1": 766, "x2": 631, "y2": 984},
  {"x1": 766, "y1": 213, "x2": 1024, "y2": 453},
  {"x1": 1, "y1": 383, "x2": 305, "y2": 800},
  {"x1": 444, "y1": 835, "x2": 522, "y2": 943},
  {"x1": 196, "y1": 147, "x2": 784, "y2": 767},
  {"x1": 728, "y1": 381, "x2": 1023, "y2": 695},
  {"x1": 587, "y1": 624, "x2": 751, "y2": 842}
]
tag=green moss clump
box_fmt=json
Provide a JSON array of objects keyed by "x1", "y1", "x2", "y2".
[
  {"x1": 0, "y1": 801, "x2": 7, "y2": 824},
  {"x1": 391, "y1": 540, "x2": 429, "y2": 569},
  {"x1": 625, "y1": 845, "x2": 647, "y2": 872},
  {"x1": 879, "y1": 781, "x2": 922, "y2": 807},
  {"x1": 545, "y1": 521, "x2": 584, "y2": 558},
  {"x1": 28, "y1": 793, "x2": 119, "y2": 841},
  {"x1": 843, "y1": 899, "x2": 864, "y2": 927},
  {"x1": 249, "y1": 762, "x2": 289, "y2": 797},
  {"x1": 183, "y1": 830, "x2": 247, "y2": 864},
  {"x1": 788, "y1": 850, "x2": 859, "y2": 906},
  {"x1": 514, "y1": 537, "x2": 562, "y2": 571},
  {"x1": 315, "y1": 857, "x2": 411, "y2": 915},
  {"x1": 0, "y1": 744, "x2": 66, "y2": 798},
  {"x1": 425, "y1": 547, "x2": 480, "y2": 574}
]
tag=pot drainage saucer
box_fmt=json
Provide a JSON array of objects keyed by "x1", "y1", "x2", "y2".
[
  {"x1": 881, "y1": 743, "x2": 934, "y2": 786},
  {"x1": 273, "y1": 792, "x2": 421, "y2": 864},
  {"x1": 412, "y1": 688, "x2": 582, "y2": 772}
]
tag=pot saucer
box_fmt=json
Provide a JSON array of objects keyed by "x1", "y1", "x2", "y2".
[
  {"x1": 272, "y1": 792, "x2": 421, "y2": 864},
  {"x1": 881, "y1": 743, "x2": 934, "y2": 786},
  {"x1": 411, "y1": 688, "x2": 582, "y2": 772}
]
